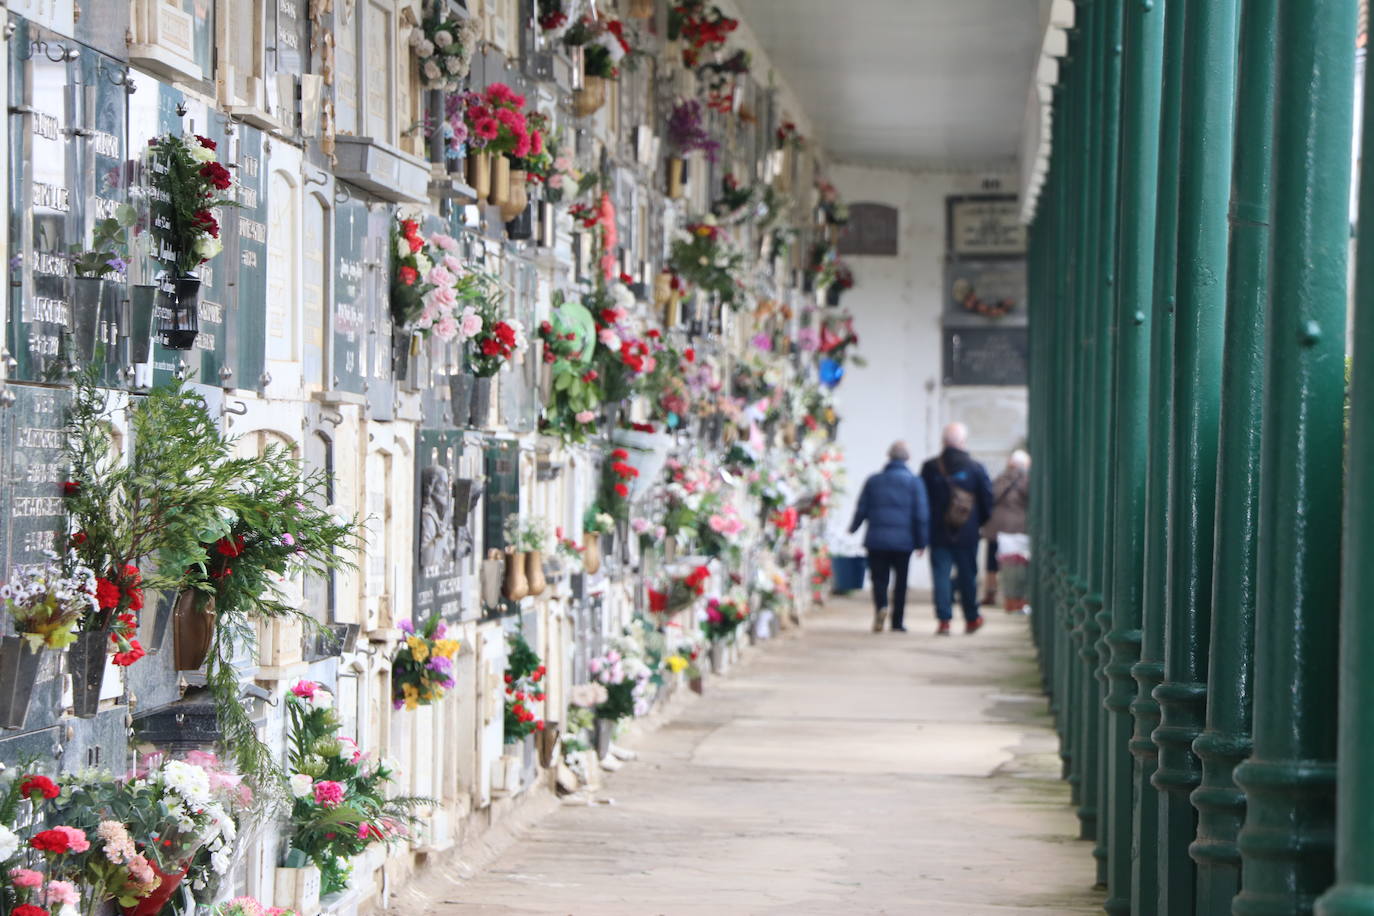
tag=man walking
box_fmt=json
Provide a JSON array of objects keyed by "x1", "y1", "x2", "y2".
[
  {"x1": 921, "y1": 423, "x2": 994, "y2": 635},
  {"x1": 848, "y1": 441, "x2": 930, "y2": 632}
]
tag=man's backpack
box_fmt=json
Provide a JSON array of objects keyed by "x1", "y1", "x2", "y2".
[{"x1": 939, "y1": 458, "x2": 976, "y2": 533}]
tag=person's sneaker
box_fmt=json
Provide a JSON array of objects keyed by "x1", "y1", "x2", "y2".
[
  {"x1": 966, "y1": 616, "x2": 985, "y2": 635},
  {"x1": 873, "y1": 609, "x2": 887, "y2": 633},
  {"x1": 936, "y1": 621, "x2": 951, "y2": 636},
  {"x1": 891, "y1": 625, "x2": 907, "y2": 633}
]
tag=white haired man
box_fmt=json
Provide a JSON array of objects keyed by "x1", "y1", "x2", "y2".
[{"x1": 920, "y1": 423, "x2": 994, "y2": 634}]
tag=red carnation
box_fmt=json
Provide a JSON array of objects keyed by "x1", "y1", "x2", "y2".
[
  {"x1": 14, "y1": 905, "x2": 47, "y2": 916},
  {"x1": 70, "y1": 531, "x2": 87, "y2": 546},
  {"x1": 30, "y1": 829, "x2": 73, "y2": 853},
  {"x1": 113, "y1": 640, "x2": 145, "y2": 667},
  {"x1": 646, "y1": 329, "x2": 661, "y2": 339},
  {"x1": 614, "y1": 483, "x2": 629, "y2": 498},
  {"x1": 399, "y1": 265, "x2": 418, "y2": 286},
  {"x1": 94, "y1": 578, "x2": 121, "y2": 610},
  {"x1": 684, "y1": 348, "x2": 696, "y2": 363},
  {"x1": 481, "y1": 338, "x2": 502, "y2": 357},
  {"x1": 195, "y1": 134, "x2": 217, "y2": 150},
  {"x1": 126, "y1": 588, "x2": 144, "y2": 611},
  {"x1": 62, "y1": 481, "x2": 81, "y2": 496},
  {"x1": 192, "y1": 209, "x2": 220, "y2": 238},
  {"x1": 611, "y1": 448, "x2": 629, "y2": 460},
  {"x1": 19, "y1": 774, "x2": 59, "y2": 800},
  {"x1": 494, "y1": 322, "x2": 516, "y2": 346}
]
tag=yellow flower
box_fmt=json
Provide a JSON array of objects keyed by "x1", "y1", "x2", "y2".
[
  {"x1": 666, "y1": 656, "x2": 688, "y2": 674},
  {"x1": 434, "y1": 638, "x2": 461, "y2": 658},
  {"x1": 402, "y1": 683, "x2": 419, "y2": 710},
  {"x1": 406, "y1": 635, "x2": 430, "y2": 663}
]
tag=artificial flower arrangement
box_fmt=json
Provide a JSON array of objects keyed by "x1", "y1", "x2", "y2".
[
  {"x1": 695, "y1": 499, "x2": 746, "y2": 559},
  {"x1": 600, "y1": 446, "x2": 642, "y2": 520},
  {"x1": 408, "y1": 2, "x2": 480, "y2": 92},
  {"x1": 466, "y1": 276, "x2": 527, "y2": 378},
  {"x1": 667, "y1": 0, "x2": 739, "y2": 68},
  {"x1": 589, "y1": 283, "x2": 661, "y2": 404},
  {"x1": 465, "y1": 82, "x2": 537, "y2": 159},
  {"x1": 649, "y1": 564, "x2": 710, "y2": 614},
  {"x1": 701, "y1": 594, "x2": 750, "y2": 642},
  {"x1": 562, "y1": 16, "x2": 632, "y2": 79},
  {"x1": 146, "y1": 132, "x2": 237, "y2": 273},
  {"x1": 0, "y1": 555, "x2": 98, "y2": 653},
  {"x1": 665, "y1": 98, "x2": 720, "y2": 162},
  {"x1": 587, "y1": 646, "x2": 650, "y2": 722},
  {"x1": 816, "y1": 179, "x2": 850, "y2": 226},
  {"x1": 536, "y1": 0, "x2": 571, "y2": 34},
  {"x1": 533, "y1": 130, "x2": 577, "y2": 204},
  {"x1": 70, "y1": 204, "x2": 138, "y2": 279},
  {"x1": 698, "y1": 49, "x2": 751, "y2": 110},
  {"x1": 503, "y1": 632, "x2": 547, "y2": 742},
  {"x1": 775, "y1": 120, "x2": 804, "y2": 151},
  {"x1": 537, "y1": 295, "x2": 603, "y2": 443},
  {"x1": 283, "y1": 681, "x2": 426, "y2": 895},
  {"x1": 668, "y1": 217, "x2": 747, "y2": 310},
  {"x1": 391, "y1": 219, "x2": 494, "y2": 344},
  {"x1": 213, "y1": 897, "x2": 302, "y2": 916},
  {"x1": 391, "y1": 615, "x2": 461, "y2": 711},
  {"x1": 502, "y1": 515, "x2": 550, "y2": 557},
  {"x1": 711, "y1": 173, "x2": 757, "y2": 222}
]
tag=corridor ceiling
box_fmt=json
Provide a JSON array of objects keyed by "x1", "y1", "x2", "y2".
[{"x1": 735, "y1": 0, "x2": 1046, "y2": 171}]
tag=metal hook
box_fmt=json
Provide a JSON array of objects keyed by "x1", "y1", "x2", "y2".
[
  {"x1": 175, "y1": 101, "x2": 188, "y2": 117},
  {"x1": 334, "y1": 182, "x2": 352, "y2": 204},
  {"x1": 321, "y1": 409, "x2": 344, "y2": 427},
  {"x1": 223, "y1": 400, "x2": 248, "y2": 416},
  {"x1": 304, "y1": 168, "x2": 329, "y2": 187}
]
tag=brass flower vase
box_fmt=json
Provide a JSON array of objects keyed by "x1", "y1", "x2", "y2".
[
  {"x1": 501, "y1": 169, "x2": 528, "y2": 223},
  {"x1": 525, "y1": 549, "x2": 547, "y2": 597},
  {"x1": 583, "y1": 533, "x2": 602, "y2": 575},
  {"x1": 467, "y1": 151, "x2": 492, "y2": 200},
  {"x1": 503, "y1": 549, "x2": 530, "y2": 602},
  {"x1": 490, "y1": 155, "x2": 511, "y2": 208}
]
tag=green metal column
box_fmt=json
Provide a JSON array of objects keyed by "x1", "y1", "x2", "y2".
[
  {"x1": 1090, "y1": 0, "x2": 1124, "y2": 891},
  {"x1": 1129, "y1": 0, "x2": 1186, "y2": 909},
  {"x1": 1151, "y1": 0, "x2": 1240, "y2": 908},
  {"x1": 1188, "y1": 0, "x2": 1276, "y2": 910},
  {"x1": 1313, "y1": 11, "x2": 1374, "y2": 913},
  {"x1": 1103, "y1": 0, "x2": 1165, "y2": 909},
  {"x1": 1232, "y1": 0, "x2": 1354, "y2": 912}
]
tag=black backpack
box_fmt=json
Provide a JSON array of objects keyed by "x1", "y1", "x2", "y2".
[{"x1": 938, "y1": 458, "x2": 976, "y2": 533}]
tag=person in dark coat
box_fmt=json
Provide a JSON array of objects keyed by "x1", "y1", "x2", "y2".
[
  {"x1": 920, "y1": 422, "x2": 995, "y2": 635},
  {"x1": 848, "y1": 441, "x2": 931, "y2": 632}
]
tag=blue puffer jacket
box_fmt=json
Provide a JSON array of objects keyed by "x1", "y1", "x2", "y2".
[
  {"x1": 849, "y1": 461, "x2": 931, "y2": 553},
  {"x1": 920, "y1": 447, "x2": 994, "y2": 549}
]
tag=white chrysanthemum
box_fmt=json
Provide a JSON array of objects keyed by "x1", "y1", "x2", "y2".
[
  {"x1": 162, "y1": 760, "x2": 212, "y2": 805},
  {"x1": 289, "y1": 773, "x2": 314, "y2": 798},
  {"x1": 395, "y1": 237, "x2": 411, "y2": 258},
  {"x1": 444, "y1": 56, "x2": 462, "y2": 74},
  {"x1": 210, "y1": 849, "x2": 231, "y2": 875},
  {"x1": 195, "y1": 235, "x2": 223, "y2": 261},
  {"x1": 408, "y1": 26, "x2": 424, "y2": 46},
  {"x1": 415, "y1": 39, "x2": 435, "y2": 58},
  {"x1": 434, "y1": 29, "x2": 453, "y2": 47},
  {"x1": 422, "y1": 60, "x2": 441, "y2": 81},
  {"x1": 0, "y1": 824, "x2": 18, "y2": 860}
]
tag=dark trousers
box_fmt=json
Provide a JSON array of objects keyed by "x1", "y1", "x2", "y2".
[
  {"x1": 867, "y1": 549, "x2": 912, "y2": 628},
  {"x1": 931, "y1": 544, "x2": 981, "y2": 622},
  {"x1": 985, "y1": 535, "x2": 1000, "y2": 573}
]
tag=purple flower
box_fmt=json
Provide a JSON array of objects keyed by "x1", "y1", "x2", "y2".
[
  {"x1": 751, "y1": 332, "x2": 772, "y2": 352},
  {"x1": 281, "y1": 532, "x2": 295, "y2": 546},
  {"x1": 667, "y1": 99, "x2": 720, "y2": 162},
  {"x1": 398, "y1": 619, "x2": 415, "y2": 634},
  {"x1": 105, "y1": 257, "x2": 129, "y2": 273},
  {"x1": 426, "y1": 656, "x2": 452, "y2": 673},
  {"x1": 434, "y1": 622, "x2": 447, "y2": 639}
]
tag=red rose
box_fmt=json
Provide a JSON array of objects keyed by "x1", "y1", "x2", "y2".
[
  {"x1": 481, "y1": 338, "x2": 502, "y2": 357},
  {"x1": 614, "y1": 483, "x2": 628, "y2": 498},
  {"x1": 599, "y1": 309, "x2": 618, "y2": 325},
  {"x1": 399, "y1": 265, "x2": 418, "y2": 286},
  {"x1": 611, "y1": 449, "x2": 629, "y2": 460},
  {"x1": 19, "y1": 774, "x2": 59, "y2": 800},
  {"x1": 30, "y1": 828, "x2": 73, "y2": 853},
  {"x1": 684, "y1": 348, "x2": 695, "y2": 363},
  {"x1": 195, "y1": 134, "x2": 217, "y2": 150},
  {"x1": 94, "y1": 578, "x2": 121, "y2": 610},
  {"x1": 535, "y1": 720, "x2": 545, "y2": 731},
  {"x1": 198, "y1": 161, "x2": 233, "y2": 191},
  {"x1": 494, "y1": 322, "x2": 516, "y2": 346},
  {"x1": 539, "y1": 320, "x2": 553, "y2": 334},
  {"x1": 407, "y1": 235, "x2": 424, "y2": 254},
  {"x1": 646, "y1": 329, "x2": 661, "y2": 339},
  {"x1": 113, "y1": 640, "x2": 145, "y2": 667},
  {"x1": 62, "y1": 481, "x2": 81, "y2": 496},
  {"x1": 401, "y1": 218, "x2": 419, "y2": 238}
]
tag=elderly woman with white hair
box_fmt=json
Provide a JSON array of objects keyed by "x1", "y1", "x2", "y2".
[{"x1": 981, "y1": 449, "x2": 1031, "y2": 611}]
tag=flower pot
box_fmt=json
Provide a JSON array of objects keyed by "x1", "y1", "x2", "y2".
[
  {"x1": 525, "y1": 550, "x2": 547, "y2": 597},
  {"x1": 156, "y1": 271, "x2": 201, "y2": 351},
  {"x1": 506, "y1": 201, "x2": 534, "y2": 240},
  {"x1": 273, "y1": 864, "x2": 322, "y2": 916},
  {"x1": 68, "y1": 630, "x2": 109, "y2": 719},
  {"x1": 469, "y1": 374, "x2": 494, "y2": 427},
  {"x1": 129, "y1": 284, "x2": 158, "y2": 363},
  {"x1": 0, "y1": 636, "x2": 42, "y2": 729},
  {"x1": 708, "y1": 639, "x2": 726, "y2": 675},
  {"x1": 538, "y1": 358, "x2": 553, "y2": 403},
  {"x1": 666, "y1": 156, "x2": 685, "y2": 200},
  {"x1": 573, "y1": 76, "x2": 607, "y2": 117},
  {"x1": 449, "y1": 371, "x2": 474, "y2": 424},
  {"x1": 480, "y1": 550, "x2": 504, "y2": 608},
  {"x1": 172, "y1": 589, "x2": 217, "y2": 671},
  {"x1": 490, "y1": 155, "x2": 510, "y2": 208},
  {"x1": 501, "y1": 169, "x2": 528, "y2": 223},
  {"x1": 68, "y1": 276, "x2": 105, "y2": 365},
  {"x1": 536, "y1": 200, "x2": 556, "y2": 248},
  {"x1": 593, "y1": 717, "x2": 615, "y2": 760},
  {"x1": 610, "y1": 427, "x2": 674, "y2": 502},
  {"x1": 121, "y1": 860, "x2": 189, "y2": 916},
  {"x1": 536, "y1": 721, "x2": 561, "y2": 768},
  {"x1": 664, "y1": 535, "x2": 678, "y2": 563},
  {"x1": 583, "y1": 533, "x2": 602, "y2": 575},
  {"x1": 826, "y1": 285, "x2": 843, "y2": 306},
  {"x1": 447, "y1": 152, "x2": 466, "y2": 176},
  {"x1": 467, "y1": 150, "x2": 492, "y2": 200},
  {"x1": 689, "y1": 675, "x2": 704, "y2": 695},
  {"x1": 503, "y1": 550, "x2": 530, "y2": 602}
]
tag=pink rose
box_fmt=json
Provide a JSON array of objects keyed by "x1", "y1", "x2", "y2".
[
  {"x1": 547, "y1": 174, "x2": 563, "y2": 190},
  {"x1": 435, "y1": 316, "x2": 459, "y2": 341},
  {"x1": 443, "y1": 255, "x2": 463, "y2": 273},
  {"x1": 553, "y1": 156, "x2": 572, "y2": 171},
  {"x1": 575, "y1": 410, "x2": 596, "y2": 424},
  {"x1": 426, "y1": 265, "x2": 454, "y2": 287},
  {"x1": 598, "y1": 329, "x2": 621, "y2": 350},
  {"x1": 459, "y1": 307, "x2": 483, "y2": 339},
  {"x1": 291, "y1": 680, "x2": 317, "y2": 700}
]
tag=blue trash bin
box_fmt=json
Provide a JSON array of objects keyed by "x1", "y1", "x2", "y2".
[{"x1": 833, "y1": 555, "x2": 867, "y2": 593}]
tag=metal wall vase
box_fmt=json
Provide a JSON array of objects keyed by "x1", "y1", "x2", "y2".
[
  {"x1": 0, "y1": 637, "x2": 42, "y2": 728},
  {"x1": 172, "y1": 590, "x2": 217, "y2": 671},
  {"x1": 68, "y1": 277, "x2": 105, "y2": 364},
  {"x1": 68, "y1": 631, "x2": 109, "y2": 718},
  {"x1": 156, "y1": 271, "x2": 201, "y2": 350}
]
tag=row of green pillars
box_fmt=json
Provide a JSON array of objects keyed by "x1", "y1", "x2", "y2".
[{"x1": 1027, "y1": 0, "x2": 1374, "y2": 912}]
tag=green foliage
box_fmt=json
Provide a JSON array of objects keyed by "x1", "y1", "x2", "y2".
[
  {"x1": 669, "y1": 222, "x2": 746, "y2": 310},
  {"x1": 503, "y1": 631, "x2": 546, "y2": 741},
  {"x1": 594, "y1": 679, "x2": 636, "y2": 721},
  {"x1": 70, "y1": 205, "x2": 137, "y2": 278}
]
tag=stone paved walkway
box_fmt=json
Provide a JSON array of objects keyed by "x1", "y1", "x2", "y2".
[{"x1": 418, "y1": 597, "x2": 1101, "y2": 915}]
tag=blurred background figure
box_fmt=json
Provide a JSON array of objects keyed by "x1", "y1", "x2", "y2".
[{"x1": 982, "y1": 449, "x2": 1031, "y2": 612}]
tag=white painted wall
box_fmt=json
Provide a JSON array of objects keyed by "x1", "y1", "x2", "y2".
[{"x1": 827, "y1": 164, "x2": 1027, "y2": 595}]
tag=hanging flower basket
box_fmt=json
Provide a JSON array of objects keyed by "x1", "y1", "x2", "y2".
[
  {"x1": 573, "y1": 75, "x2": 608, "y2": 117},
  {"x1": 0, "y1": 636, "x2": 42, "y2": 729},
  {"x1": 156, "y1": 271, "x2": 202, "y2": 351},
  {"x1": 611, "y1": 427, "x2": 673, "y2": 501}
]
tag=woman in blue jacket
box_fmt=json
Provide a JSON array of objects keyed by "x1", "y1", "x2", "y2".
[{"x1": 848, "y1": 441, "x2": 931, "y2": 632}]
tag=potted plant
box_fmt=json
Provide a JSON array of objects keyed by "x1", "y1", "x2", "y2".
[
  {"x1": 563, "y1": 16, "x2": 630, "y2": 117},
  {"x1": 581, "y1": 506, "x2": 615, "y2": 575},
  {"x1": 67, "y1": 205, "x2": 136, "y2": 364},
  {"x1": 0, "y1": 557, "x2": 96, "y2": 728},
  {"x1": 145, "y1": 132, "x2": 238, "y2": 350},
  {"x1": 392, "y1": 615, "x2": 461, "y2": 711}
]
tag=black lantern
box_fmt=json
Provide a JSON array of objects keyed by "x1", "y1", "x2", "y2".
[{"x1": 156, "y1": 271, "x2": 202, "y2": 350}]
